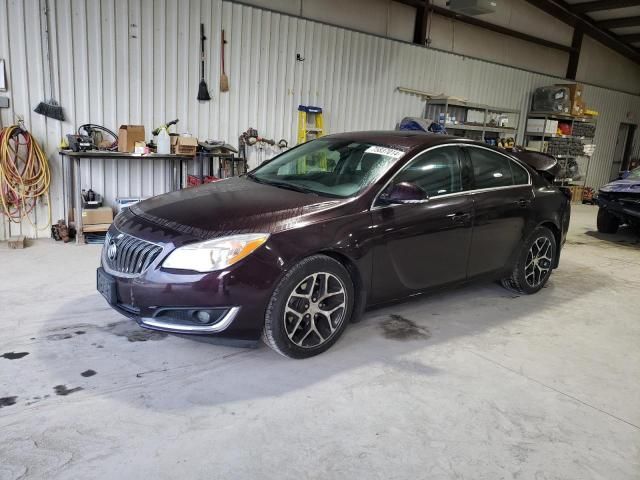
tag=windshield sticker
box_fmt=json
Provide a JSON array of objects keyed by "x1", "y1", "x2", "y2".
[{"x1": 365, "y1": 146, "x2": 405, "y2": 159}]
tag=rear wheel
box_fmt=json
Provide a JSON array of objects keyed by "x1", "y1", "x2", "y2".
[
  {"x1": 597, "y1": 207, "x2": 619, "y2": 234},
  {"x1": 501, "y1": 226, "x2": 556, "y2": 295},
  {"x1": 263, "y1": 255, "x2": 354, "y2": 359}
]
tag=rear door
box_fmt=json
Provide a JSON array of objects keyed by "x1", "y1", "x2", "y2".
[
  {"x1": 370, "y1": 145, "x2": 474, "y2": 303},
  {"x1": 463, "y1": 146, "x2": 534, "y2": 277}
]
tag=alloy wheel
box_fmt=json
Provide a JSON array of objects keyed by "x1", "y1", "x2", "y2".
[
  {"x1": 284, "y1": 272, "x2": 347, "y2": 348},
  {"x1": 525, "y1": 236, "x2": 553, "y2": 288}
]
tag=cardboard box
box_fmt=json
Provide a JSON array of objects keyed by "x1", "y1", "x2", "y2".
[
  {"x1": 82, "y1": 206, "x2": 113, "y2": 225},
  {"x1": 170, "y1": 134, "x2": 179, "y2": 154},
  {"x1": 572, "y1": 98, "x2": 586, "y2": 117},
  {"x1": 568, "y1": 186, "x2": 584, "y2": 203},
  {"x1": 82, "y1": 223, "x2": 111, "y2": 233},
  {"x1": 118, "y1": 125, "x2": 145, "y2": 153},
  {"x1": 134, "y1": 141, "x2": 146, "y2": 154},
  {"x1": 557, "y1": 83, "x2": 583, "y2": 101},
  {"x1": 175, "y1": 136, "x2": 198, "y2": 156},
  {"x1": 8, "y1": 236, "x2": 26, "y2": 249},
  {"x1": 557, "y1": 83, "x2": 584, "y2": 117}
]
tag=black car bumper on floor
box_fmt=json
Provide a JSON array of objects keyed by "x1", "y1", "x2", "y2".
[{"x1": 598, "y1": 193, "x2": 640, "y2": 224}]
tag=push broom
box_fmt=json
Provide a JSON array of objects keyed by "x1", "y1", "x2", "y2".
[
  {"x1": 197, "y1": 23, "x2": 211, "y2": 101},
  {"x1": 220, "y1": 30, "x2": 229, "y2": 92},
  {"x1": 34, "y1": 0, "x2": 65, "y2": 121}
]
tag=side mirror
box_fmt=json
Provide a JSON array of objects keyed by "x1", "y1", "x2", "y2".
[{"x1": 379, "y1": 182, "x2": 428, "y2": 204}]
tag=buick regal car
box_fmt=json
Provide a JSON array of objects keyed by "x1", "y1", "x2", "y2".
[
  {"x1": 596, "y1": 166, "x2": 640, "y2": 234},
  {"x1": 97, "y1": 132, "x2": 570, "y2": 358}
]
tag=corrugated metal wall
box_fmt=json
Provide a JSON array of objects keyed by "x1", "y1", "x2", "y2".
[{"x1": 1, "y1": 0, "x2": 639, "y2": 240}]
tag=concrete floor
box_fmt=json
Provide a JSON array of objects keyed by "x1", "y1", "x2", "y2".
[{"x1": 0, "y1": 204, "x2": 638, "y2": 479}]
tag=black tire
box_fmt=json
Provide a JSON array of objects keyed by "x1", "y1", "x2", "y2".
[
  {"x1": 597, "y1": 207, "x2": 619, "y2": 234},
  {"x1": 501, "y1": 226, "x2": 556, "y2": 295},
  {"x1": 263, "y1": 255, "x2": 354, "y2": 359}
]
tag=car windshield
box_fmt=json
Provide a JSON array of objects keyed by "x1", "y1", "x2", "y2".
[
  {"x1": 627, "y1": 167, "x2": 640, "y2": 179},
  {"x1": 247, "y1": 139, "x2": 405, "y2": 198}
]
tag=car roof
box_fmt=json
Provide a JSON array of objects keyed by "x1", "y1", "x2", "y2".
[{"x1": 322, "y1": 130, "x2": 484, "y2": 151}]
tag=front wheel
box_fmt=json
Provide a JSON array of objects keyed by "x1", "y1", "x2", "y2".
[
  {"x1": 501, "y1": 226, "x2": 556, "y2": 295},
  {"x1": 597, "y1": 207, "x2": 619, "y2": 234},
  {"x1": 263, "y1": 255, "x2": 354, "y2": 359}
]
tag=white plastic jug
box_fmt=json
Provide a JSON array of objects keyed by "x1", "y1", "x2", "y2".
[{"x1": 156, "y1": 127, "x2": 171, "y2": 154}]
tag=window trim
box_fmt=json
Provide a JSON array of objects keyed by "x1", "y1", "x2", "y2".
[
  {"x1": 384, "y1": 144, "x2": 464, "y2": 199},
  {"x1": 464, "y1": 144, "x2": 532, "y2": 187},
  {"x1": 371, "y1": 143, "x2": 532, "y2": 211}
]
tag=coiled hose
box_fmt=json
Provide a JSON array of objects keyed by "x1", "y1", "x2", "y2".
[{"x1": 0, "y1": 125, "x2": 51, "y2": 229}]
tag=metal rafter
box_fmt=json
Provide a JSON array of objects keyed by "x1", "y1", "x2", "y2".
[
  {"x1": 620, "y1": 33, "x2": 640, "y2": 42},
  {"x1": 572, "y1": 0, "x2": 640, "y2": 13},
  {"x1": 598, "y1": 15, "x2": 640, "y2": 28},
  {"x1": 398, "y1": 0, "x2": 573, "y2": 52},
  {"x1": 524, "y1": 0, "x2": 640, "y2": 64}
]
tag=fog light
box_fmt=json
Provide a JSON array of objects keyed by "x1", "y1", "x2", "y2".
[{"x1": 195, "y1": 311, "x2": 211, "y2": 323}]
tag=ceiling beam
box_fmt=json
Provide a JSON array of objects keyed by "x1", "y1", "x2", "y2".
[
  {"x1": 598, "y1": 16, "x2": 640, "y2": 28},
  {"x1": 524, "y1": 0, "x2": 640, "y2": 64},
  {"x1": 566, "y1": 27, "x2": 584, "y2": 79},
  {"x1": 572, "y1": 0, "x2": 640, "y2": 13},
  {"x1": 620, "y1": 33, "x2": 640, "y2": 42},
  {"x1": 413, "y1": 0, "x2": 430, "y2": 45},
  {"x1": 397, "y1": 0, "x2": 573, "y2": 52}
]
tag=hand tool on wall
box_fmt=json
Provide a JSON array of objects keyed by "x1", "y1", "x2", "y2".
[
  {"x1": 34, "y1": 0, "x2": 65, "y2": 121},
  {"x1": 197, "y1": 24, "x2": 211, "y2": 101},
  {"x1": 152, "y1": 119, "x2": 179, "y2": 136},
  {"x1": 220, "y1": 30, "x2": 229, "y2": 92}
]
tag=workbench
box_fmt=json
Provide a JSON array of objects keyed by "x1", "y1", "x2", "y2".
[{"x1": 59, "y1": 151, "x2": 195, "y2": 244}]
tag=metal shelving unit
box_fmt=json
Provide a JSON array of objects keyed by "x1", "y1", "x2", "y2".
[
  {"x1": 524, "y1": 112, "x2": 597, "y2": 187},
  {"x1": 424, "y1": 96, "x2": 520, "y2": 145}
]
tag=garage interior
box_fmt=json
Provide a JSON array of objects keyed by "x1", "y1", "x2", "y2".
[{"x1": 1, "y1": 0, "x2": 639, "y2": 478}]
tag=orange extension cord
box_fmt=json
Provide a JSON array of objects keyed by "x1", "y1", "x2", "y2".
[{"x1": 0, "y1": 125, "x2": 52, "y2": 229}]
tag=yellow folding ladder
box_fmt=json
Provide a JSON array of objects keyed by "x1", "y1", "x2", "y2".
[{"x1": 297, "y1": 105, "x2": 324, "y2": 144}]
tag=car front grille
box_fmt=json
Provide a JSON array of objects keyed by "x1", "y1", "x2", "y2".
[{"x1": 103, "y1": 231, "x2": 163, "y2": 275}]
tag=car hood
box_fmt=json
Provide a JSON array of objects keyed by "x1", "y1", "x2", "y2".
[
  {"x1": 600, "y1": 178, "x2": 640, "y2": 193},
  {"x1": 125, "y1": 177, "x2": 348, "y2": 241}
]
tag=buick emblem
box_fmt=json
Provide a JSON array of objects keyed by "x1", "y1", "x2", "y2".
[{"x1": 107, "y1": 240, "x2": 118, "y2": 261}]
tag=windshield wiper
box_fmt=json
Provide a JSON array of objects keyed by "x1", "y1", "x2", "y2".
[
  {"x1": 247, "y1": 174, "x2": 320, "y2": 195},
  {"x1": 246, "y1": 172, "x2": 261, "y2": 182},
  {"x1": 264, "y1": 180, "x2": 318, "y2": 195}
]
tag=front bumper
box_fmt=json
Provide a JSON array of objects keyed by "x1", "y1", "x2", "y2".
[
  {"x1": 97, "y1": 235, "x2": 285, "y2": 342},
  {"x1": 598, "y1": 193, "x2": 640, "y2": 223}
]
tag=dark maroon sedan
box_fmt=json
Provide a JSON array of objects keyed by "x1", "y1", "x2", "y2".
[{"x1": 97, "y1": 132, "x2": 570, "y2": 358}]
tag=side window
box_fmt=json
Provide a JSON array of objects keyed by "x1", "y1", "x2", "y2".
[
  {"x1": 467, "y1": 147, "x2": 514, "y2": 188},
  {"x1": 511, "y1": 161, "x2": 530, "y2": 185},
  {"x1": 391, "y1": 147, "x2": 462, "y2": 197}
]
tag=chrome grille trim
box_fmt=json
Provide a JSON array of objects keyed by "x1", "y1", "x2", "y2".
[{"x1": 103, "y1": 231, "x2": 163, "y2": 277}]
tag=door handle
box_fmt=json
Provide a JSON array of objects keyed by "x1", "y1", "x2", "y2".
[
  {"x1": 448, "y1": 212, "x2": 471, "y2": 223},
  {"x1": 517, "y1": 198, "x2": 531, "y2": 208}
]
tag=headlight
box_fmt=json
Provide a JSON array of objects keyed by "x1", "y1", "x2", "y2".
[{"x1": 162, "y1": 233, "x2": 269, "y2": 272}]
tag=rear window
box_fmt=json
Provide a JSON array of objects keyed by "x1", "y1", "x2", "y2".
[
  {"x1": 512, "y1": 162, "x2": 530, "y2": 185},
  {"x1": 467, "y1": 147, "x2": 513, "y2": 189}
]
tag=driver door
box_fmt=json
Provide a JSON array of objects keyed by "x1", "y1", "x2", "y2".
[{"x1": 369, "y1": 146, "x2": 474, "y2": 303}]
